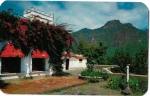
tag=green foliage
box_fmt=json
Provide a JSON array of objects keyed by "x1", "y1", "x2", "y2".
[
  {"x1": 86, "y1": 63, "x2": 94, "y2": 71},
  {"x1": 81, "y1": 69, "x2": 109, "y2": 80},
  {"x1": 52, "y1": 71, "x2": 70, "y2": 76},
  {"x1": 109, "y1": 47, "x2": 148, "y2": 75},
  {"x1": 110, "y1": 67, "x2": 122, "y2": 73},
  {"x1": 106, "y1": 76, "x2": 148, "y2": 94},
  {"x1": 54, "y1": 88, "x2": 62, "y2": 92},
  {"x1": 78, "y1": 40, "x2": 108, "y2": 65},
  {"x1": 130, "y1": 49, "x2": 148, "y2": 75},
  {"x1": 106, "y1": 76, "x2": 121, "y2": 90},
  {"x1": 109, "y1": 48, "x2": 132, "y2": 73},
  {"x1": 87, "y1": 78, "x2": 100, "y2": 83}
]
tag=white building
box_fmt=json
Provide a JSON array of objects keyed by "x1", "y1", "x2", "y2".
[
  {"x1": 62, "y1": 52, "x2": 87, "y2": 70},
  {"x1": 23, "y1": 7, "x2": 54, "y2": 24},
  {"x1": 0, "y1": 7, "x2": 54, "y2": 80},
  {"x1": 0, "y1": 42, "x2": 52, "y2": 80}
]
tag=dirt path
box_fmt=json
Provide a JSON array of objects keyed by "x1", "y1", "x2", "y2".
[{"x1": 1, "y1": 76, "x2": 86, "y2": 94}]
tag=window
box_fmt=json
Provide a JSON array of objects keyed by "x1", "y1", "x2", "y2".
[{"x1": 79, "y1": 59, "x2": 82, "y2": 63}]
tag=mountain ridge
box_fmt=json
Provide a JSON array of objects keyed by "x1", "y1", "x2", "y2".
[{"x1": 73, "y1": 20, "x2": 148, "y2": 47}]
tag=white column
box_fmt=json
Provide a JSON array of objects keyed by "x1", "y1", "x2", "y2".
[
  {"x1": 45, "y1": 58, "x2": 51, "y2": 74},
  {"x1": 29, "y1": 57, "x2": 32, "y2": 73},
  {"x1": 23, "y1": 55, "x2": 31, "y2": 77},
  {"x1": 0, "y1": 58, "x2": 1, "y2": 74},
  {"x1": 45, "y1": 58, "x2": 48, "y2": 71},
  {"x1": 127, "y1": 66, "x2": 129, "y2": 83}
]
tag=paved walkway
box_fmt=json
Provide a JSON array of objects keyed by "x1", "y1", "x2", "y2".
[{"x1": 0, "y1": 76, "x2": 86, "y2": 94}]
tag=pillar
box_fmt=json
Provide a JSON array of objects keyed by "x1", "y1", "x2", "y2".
[
  {"x1": 29, "y1": 57, "x2": 32, "y2": 73},
  {"x1": 127, "y1": 66, "x2": 129, "y2": 85},
  {"x1": 45, "y1": 58, "x2": 52, "y2": 74},
  {"x1": 45, "y1": 58, "x2": 48, "y2": 71}
]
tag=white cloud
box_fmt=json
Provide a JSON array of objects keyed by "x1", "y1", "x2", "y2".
[{"x1": 8, "y1": 1, "x2": 149, "y2": 31}]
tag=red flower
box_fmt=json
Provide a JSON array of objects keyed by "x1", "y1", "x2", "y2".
[
  {"x1": 23, "y1": 41, "x2": 27, "y2": 46},
  {"x1": 5, "y1": 22, "x2": 11, "y2": 27},
  {"x1": 20, "y1": 25, "x2": 28, "y2": 35},
  {"x1": 18, "y1": 18, "x2": 29, "y2": 24},
  {"x1": 10, "y1": 29, "x2": 15, "y2": 33},
  {"x1": 37, "y1": 32, "x2": 40, "y2": 34}
]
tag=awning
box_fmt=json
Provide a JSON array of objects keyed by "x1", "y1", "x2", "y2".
[
  {"x1": 31, "y1": 49, "x2": 50, "y2": 58},
  {"x1": 0, "y1": 43, "x2": 24, "y2": 57},
  {"x1": 62, "y1": 52, "x2": 86, "y2": 59}
]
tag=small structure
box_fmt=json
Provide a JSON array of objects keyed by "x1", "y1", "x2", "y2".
[{"x1": 62, "y1": 52, "x2": 87, "y2": 70}]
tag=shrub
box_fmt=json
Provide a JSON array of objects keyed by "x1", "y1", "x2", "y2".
[
  {"x1": 106, "y1": 76, "x2": 148, "y2": 94},
  {"x1": 55, "y1": 88, "x2": 61, "y2": 92},
  {"x1": 111, "y1": 67, "x2": 122, "y2": 73},
  {"x1": 52, "y1": 71, "x2": 70, "y2": 76},
  {"x1": 105, "y1": 76, "x2": 121, "y2": 90},
  {"x1": 81, "y1": 69, "x2": 109, "y2": 80},
  {"x1": 87, "y1": 78, "x2": 100, "y2": 83}
]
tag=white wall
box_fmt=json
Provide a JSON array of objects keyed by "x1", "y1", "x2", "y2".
[
  {"x1": 45, "y1": 58, "x2": 52, "y2": 74},
  {"x1": 21, "y1": 55, "x2": 32, "y2": 77},
  {"x1": 63, "y1": 58, "x2": 87, "y2": 70}
]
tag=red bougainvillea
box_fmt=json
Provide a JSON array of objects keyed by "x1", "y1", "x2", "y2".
[{"x1": 0, "y1": 9, "x2": 77, "y2": 57}]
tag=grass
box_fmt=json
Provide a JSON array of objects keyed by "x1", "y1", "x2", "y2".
[{"x1": 43, "y1": 81, "x2": 122, "y2": 95}]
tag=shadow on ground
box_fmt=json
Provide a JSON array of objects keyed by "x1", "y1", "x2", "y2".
[{"x1": 0, "y1": 80, "x2": 10, "y2": 89}]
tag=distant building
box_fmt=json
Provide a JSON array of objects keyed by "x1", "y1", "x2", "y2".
[
  {"x1": 62, "y1": 52, "x2": 87, "y2": 70},
  {"x1": 23, "y1": 7, "x2": 54, "y2": 24}
]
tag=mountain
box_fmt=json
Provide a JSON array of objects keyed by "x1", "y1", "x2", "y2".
[{"x1": 73, "y1": 20, "x2": 148, "y2": 47}]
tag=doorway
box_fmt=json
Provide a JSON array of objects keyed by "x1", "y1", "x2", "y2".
[
  {"x1": 66, "y1": 59, "x2": 69, "y2": 70},
  {"x1": 1, "y1": 57, "x2": 21, "y2": 73},
  {"x1": 32, "y1": 58, "x2": 45, "y2": 71}
]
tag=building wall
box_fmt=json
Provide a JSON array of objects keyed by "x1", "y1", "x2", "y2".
[{"x1": 63, "y1": 57, "x2": 87, "y2": 70}]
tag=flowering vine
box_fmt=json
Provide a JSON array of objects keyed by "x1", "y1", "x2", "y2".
[{"x1": 0, "y1": 9, "x2": 76, "y2": 57}]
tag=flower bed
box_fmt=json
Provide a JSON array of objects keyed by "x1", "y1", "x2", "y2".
[{"x1": 79, "y1": 70, "x2": 109, "y2": 83}]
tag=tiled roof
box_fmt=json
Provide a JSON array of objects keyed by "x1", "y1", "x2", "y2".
[
  {"x1": 0, "y1": 43, "x2": 24, "y2": 57},
  {"x1": 62, "y1": 52, "x2": 86, "y2": 59},
  {"x1": 31, "y1": 49, "x2": 50, "y2": 58}
]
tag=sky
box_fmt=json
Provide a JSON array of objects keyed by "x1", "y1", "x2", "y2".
[{"x1": 0, "y1": 0, "x2": 149, "y2": 32}]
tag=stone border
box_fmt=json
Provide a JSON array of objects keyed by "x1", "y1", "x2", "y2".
[
  {"x1": 78, "y1": 74, "x2": 102, "y2": 80},
  {"x1": 103, "y1": 67, "x2": 148, "y2": 78}
]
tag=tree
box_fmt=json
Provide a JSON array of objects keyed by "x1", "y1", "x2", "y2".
[
  {"x1": 78, "y1": 39, "x2": 108, "y2": 65},
  {"x1": 110, "y1": 48, "x2": 132, "y2": 73},
  {"x1": 130, "y1": 49, "x2": 148, "y2": 75}
]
